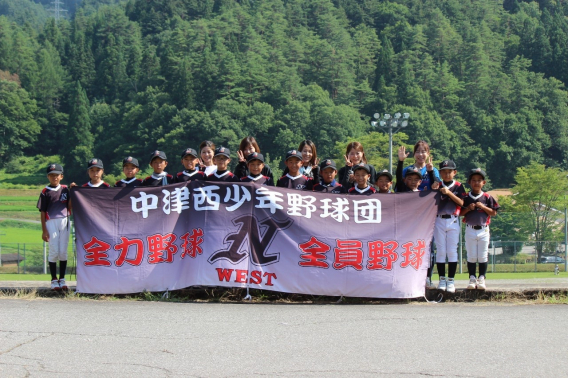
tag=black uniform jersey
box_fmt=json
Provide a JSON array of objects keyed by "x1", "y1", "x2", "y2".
[
  {"x1": 348, "y1": 185, "x2": 377, "y2": 196},
  {"x1": 276, "y1": 174, "x2": 313, "y2": 190},
  {"x1": 462, "y1": 192, "x2": 500, "y2": 226},
  {"x1": 240, "y1": 174, "x2": 274, "y2": 186},
  {"x1": 141, "y1": 173, "x2": 175, "y2": 187},
  {"x1": 37, "y1": 185, "x2": 70, "y2": 220},
  {"x1": 206, "y1": 170, "x2": 239, "y2": 183},
  {"x1": 438, "y1": 180, "x2": 466, "y2": 216},
  {"x1": 82, "y1": 182, "x2": 111, "y2": 188},
  {"x1": 312, "y1": 180, "x2": 344, "y2": 194},
  {"x1": 176, "y1": 170, "x2": 206, "y2": 183},
  {"x1": 114, "y1": 178, "x2": 143, "y2": 188}
]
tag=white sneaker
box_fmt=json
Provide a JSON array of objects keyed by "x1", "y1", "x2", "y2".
[
  {"x1": 446, "y1": 278, "x2": 456, "y2": 293},
  {"x1": 467, "y1": 276, "x2": 477, "y2": 290},
  {"x1": 438, "y1": 277, "x2": 447, "y2": 291},
  {"x1": 425, "y1": 277, "x2": 436, "y2": 290},
  {"x1": 51, "y1": 279, "x2": 61, "y2": 291},
  {"x1": 477, "y1": 276, "x2": 486, "y2": 290},
  {"x1": 59, "y1": 278, "x2": 68, "y2": 291}
]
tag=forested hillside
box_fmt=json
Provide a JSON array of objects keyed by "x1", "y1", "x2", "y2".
[{"x1": 1, "y1": 0, "x2": 568, "y2": 186}]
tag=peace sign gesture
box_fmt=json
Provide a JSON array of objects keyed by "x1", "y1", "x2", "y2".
[
  {"x1": 344, "y1": 155, "x2": 353, "y2": 167},
  {"x1": 237, "y1": 150, "x2": 246, "y2": 163},
  {"x1": 398, "y1": 146, "x2": 409, "y2": 161},
  {"x1": 426, "y1": 156, "x2": 434, "y2": 172}
]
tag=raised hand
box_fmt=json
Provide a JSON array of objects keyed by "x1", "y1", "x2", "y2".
[
  {"x1": 432, "y1": 181, "x2": 440, "y2": 190},
  {"x1": 198, "y1": 159, "x2": 206, "y2": 169},
  {"x1": 237, "y1": 150, "x2": 246, "y2": 162},
  {"x1": 344, "y1": 155, "x2": 353, "y2": 167},
  {"x1": 426, "y1": 156, "x2": 433, "y2": 171},
  {"x1": 398, "y1": 146, "x2": 409, "y2": 161}
]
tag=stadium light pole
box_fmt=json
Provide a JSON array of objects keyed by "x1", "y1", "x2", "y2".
[{"x1": 371, "y1": 112, "x2": 410, "y2": 174}]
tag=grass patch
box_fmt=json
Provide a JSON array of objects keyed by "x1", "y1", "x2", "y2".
[
  {"x1": 0, "y1": 274, "x2": 54, "y2": 281},
  {"x1": 432, "y1": 272, "x2": 568, "y2": 280}
]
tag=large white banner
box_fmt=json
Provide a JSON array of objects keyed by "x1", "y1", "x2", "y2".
[{"x1": 73, "y1": 182, "x2": 438, "y2": 298}]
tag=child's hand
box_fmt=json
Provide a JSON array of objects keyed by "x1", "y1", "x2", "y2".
[
  {"x1": 314, "y1": 157, "x2": 320, "y2": 166},
  {"x1": 344, "y1": 155, "x2": 353, "y2": 167},
  {"x1": 237, "y1": 150, "x2": 246, "y2": 162},
  {"x1": 398, "y1": 146, "x2": 409, "y2": 161},
  {"x1": 475, "y1": 202, "x2": 485, "y2": 209},
  {"x1": 42, "y1": 230, "x2": 49, "y2": 242},
  {"x1": 426, "y1": 156, "x2": 433, "y2": 171},
  {"x1": 198, "y1": 159, "x2": 206, "y2": 169},
  {"x1": 440, "y1": 186, "x2": 449, "y2": 195},
  {"x1": 432, "y1": 181, "x2": 440, "y2": 190},
  {"x1": 69, "y1": 182, "x2": 77, "y2": 188},
  {"x1": 468, "y1": 203, "x2": 476, "y2": 211}
]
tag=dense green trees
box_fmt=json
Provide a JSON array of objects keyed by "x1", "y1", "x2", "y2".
[{"x1": 1, "y1": 0, "x2": 568, "y2": 184}]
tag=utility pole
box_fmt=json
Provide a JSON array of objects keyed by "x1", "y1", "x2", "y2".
[{"x1": 49, "y1": 0, "x2": 68, "y2": 21}]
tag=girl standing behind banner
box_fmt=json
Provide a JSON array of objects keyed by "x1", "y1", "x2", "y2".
[
  {"x1": 199, "y1": 140, "x2": 217, "y2": 176},
  {"x1": 233, "y1": 136, "x2": 274, "y2": 181},
  {"x1": 283, "y1": 139, "x2": 320, "y2": 181},
  {"x1": 338, "y1": 141, "x2": 377, "y2": 190}
]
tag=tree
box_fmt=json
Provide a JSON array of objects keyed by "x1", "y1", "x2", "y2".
[
  {"x1": 507, "y1": 163, "x2": 568, "y2": 259},
  {"x1": 62, "y1": 81, "x2": 93, "y2": 183},
  {"x1": 0, "y1": 79, "x2": 40, "y2": 166}
]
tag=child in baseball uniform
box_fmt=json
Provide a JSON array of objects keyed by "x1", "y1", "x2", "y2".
[
  {"x1": 461, "y1": 168, "x2": 499, "y2": 290},
  {"x1": 206, "y1": 146, "x2": 239, "y2": 182},
  {"x1": 433, "y1": 160, "x2": 466, "y2": 293},
  {"x1": 142, "y1": 150, "x2": 175, "y2": 186},
  {"x1": 240, "y1": 152, "x2": 274, "y2": 186},
  {"x1": 312, "y1": 159, "x2": 344, "y2": 194},
  {"x1": 347, "y1": 163, "x2": 377, "y2": 195},
  {"x1": 115, "y1": 156, "x2": 143, "y2": 187},
  {"x1": 82, "y1": 158, "x2": 110, "y2": 188},
  {"x1": 277, "y1": 150, "x2": 313, "y2": 190},
  {"x1": 374, "y1": 170, "x2": 393, "y2": 194},
  {"x1": 38, "y1": 164, "x2": 71, "y2": 291},
  {"x1": 176, "y1": 148, "x2": 206, "y2": 182}
]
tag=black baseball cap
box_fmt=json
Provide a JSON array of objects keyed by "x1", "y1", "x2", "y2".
[
  {"x1": 46, "y1": 163, "x2": 63, "y2": 175},
  {"x1": 319, "y1": 159, "x2": 337, "y2": 171},
  {"x1": 439, "y1": 160, "x2": 457, "y2": 170},
  {"x1": 214, "y1": 146, "x2": 230, "y2": 158},
  {"x1": 285, "y1": 150, "x2": 303, "y2": 161},
  {"x1": 122, "y1": 156, "x2": 139, "y2": 168},
  {"x1": 376, "y1": 169, "x2": 393, "y2": 181},
  {"x1": 150, "y1": 150, "x2": 167, "y2": 163},
  {"x1": 181, "y1": 148, "x2": 198, "y2": 159},
  {"x1": 246, "y1": 152, "x2": 264, "y2": 163},
  {"x1": 468, "y1": 168, "x2": 486, "y2": 180},
  {"x1": 353, "y1": 162, "x2": 371, "y2": 174},
  {"x1": 405, "y1": 166, "x2": 422, "y2": 179},
  {"x1": 88, "y1": 158, "x2": 104, "y2": 169}
]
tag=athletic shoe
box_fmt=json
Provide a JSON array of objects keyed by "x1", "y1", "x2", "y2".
[
  {"x1": 477, "y1": 276, "x2": 486, "y2": 290},
  {"x1": 467, "y1": 276, "x2": 477, "y2": 290},
  {"x1": 438, "y1": 276, "x2": 447, "y2": 291},
  {"x1": 59, "y1": 278, "x2": 68, "y2": 291},
  {"x1": 425, "y1": 277, "x2": 436, "y2": 290},
  {"x1": 446, "y1": 278, "x2": 456, "y2": 293},
  {"x1": 51, "y1": 279, "x2": 61, "y2": 291}
]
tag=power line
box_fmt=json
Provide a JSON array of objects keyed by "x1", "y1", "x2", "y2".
[{"x1": 48, "y1": 0, "x2": 68, "y2": 21}]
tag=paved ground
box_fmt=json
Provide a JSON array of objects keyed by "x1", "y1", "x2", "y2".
[{"x1": 0, "y1": 299, "x2": 567, "y2": 377}]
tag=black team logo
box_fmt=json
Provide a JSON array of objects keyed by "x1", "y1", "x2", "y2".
[{"x1": 209, "y1": 215, "x2": 292, "y2": 266}]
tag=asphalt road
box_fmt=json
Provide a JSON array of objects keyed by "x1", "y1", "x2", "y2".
[{"x1": 1, "y1": 299, "x2": 567, "y2": 377}]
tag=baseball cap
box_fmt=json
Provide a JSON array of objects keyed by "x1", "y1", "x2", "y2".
[
  {"x1": 150, "y1": 150, "x2": 167, "y2": 163},
  {"x1": 46, "y1": 163, "x2": 63, "y2": 175},
  {"x1": 246, "y1": 152, "x2": 264, "y2": 163},
  {"x1": 376, "y1": 169, "x2": 393, "y2": 181},
  {"x1": 88, "y1": 158, "x2": 103, "y2": 169},
  {"x1": 214, "y1": 146, "x2": 230, "y2": 158},
  {"x1": 285, "y1": 150, "x2": 303, "y2": 161},
  {"x1": 319, "y1": 159, "x2": 337, "y2": 171},
  {"x1": 352, "y1": 162, "x2": 371, "y2": 174},
  {"x1": 181, "y1": 148, "x2": 198, "y2": 159},
  {"x1": 468, "y1": 168, "x2": 486, "y2": 180},
  {"x1": 405, "y1": 166, "x2": 422, "y2": 179},
  {"x1": 439, "y1": 160, "x2": 457, "y2": 170},
  {"x1": 122, "y1": 156, "x2": 139, "y2": 168}
]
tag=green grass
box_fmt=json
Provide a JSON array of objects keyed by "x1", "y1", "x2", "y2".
[
  {"x1": 0, "y1": 274, "x2": 54, "y2": 281},
  {"x1": 432, "y1": 272, "x2": 568, "y2": 280},
  {"x1": 0, "y1": 227, "x2": 44, "y2": 243}
]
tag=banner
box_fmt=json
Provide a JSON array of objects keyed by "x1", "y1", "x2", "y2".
[{"x1": 72, "y1": 182, "x2": 438, "y2": 298}]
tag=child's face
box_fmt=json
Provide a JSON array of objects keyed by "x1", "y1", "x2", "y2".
[
  {"x1": 88, "y1": 167, "x2": 103, "y2": 183},
  {"x1": 248, "y1": 160, "x2": 264, "y2": 176},
  {"x1": 243, "y1": 144, "x2": 256, "y2": 156},
  {"x1": 286, "y1": 157, "x2": 302, "y2": 174},
  {"x1": 414, "y1": 146, "x2": 429, "y2": 165},
  {"x1": 321, "y1": 167, "x2": 337, "y2": 184},
  {"x1": 201, "y1": 147, "x2": 214, "y2": 165},
  {"x1": 213, "y1": 155, "x2": 230, "y2": 170},
  {"x1": 301, "y1": 145, "x2": 313, "y2": 165},
  {"x1": 468, "y1": 174, "x2": 486, "y2": 192},
  {"x1": 440, "y1": 169, "x2": 457, "y2": 182},
  {"x1": 47, "y1": 173, "x2": 63, "y2": 187},
  {"x1": 375, "y1": 175, "x2": 392, "y2": 192},
  {"x1": 348, "y1": 149, "x2": 363, "y2": 164},
  {"x1": 405, "y1": 174, "x2": 422, "y2": 190},
  {"x1": 123, "y1": 163, "x2": 139, "y2": 179},
  {"x1": 150, "y1": 158, "x2": 167, "y2": 174},
  {"x1": 181, "y1": 155, "x2": 199, "y2": 171},
  {"x1": 353, "y1": 168, "x2": 370, "y2": 188}
]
